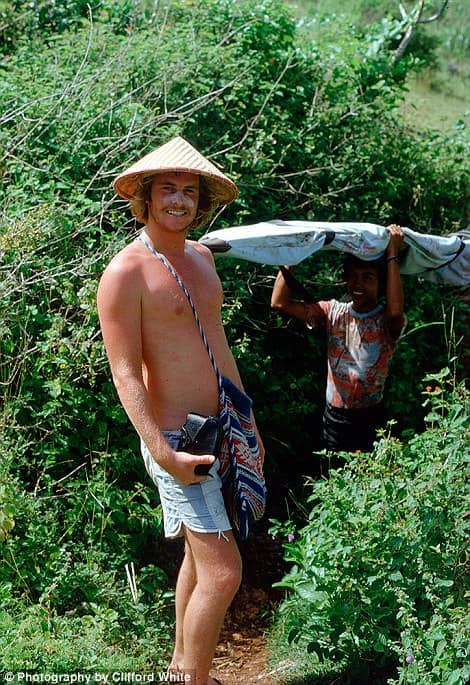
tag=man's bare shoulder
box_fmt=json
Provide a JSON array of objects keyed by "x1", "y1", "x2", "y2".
[
  {"x1": 100, "y1": 240, "x2": 146, "y2": 283},
  {"x1": 187, "y1": 239, "x2": 215, "y2": 264},
  {"x1": 97, "y1": 241, "x2": 152, "y2": 311}
]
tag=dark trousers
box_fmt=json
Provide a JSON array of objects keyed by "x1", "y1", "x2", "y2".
[{"x1": 323, "y1": 402, "x2": 386, "y2": 454}]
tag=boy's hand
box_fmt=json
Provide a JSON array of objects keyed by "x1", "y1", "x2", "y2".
[{"x1": 386, "y1": 224, "x2": 405, "y2": 256}]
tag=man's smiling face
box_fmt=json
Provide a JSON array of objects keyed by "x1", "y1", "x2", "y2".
[{"x1": 148, "y1": 171, "x2": 199, "y2": 232}]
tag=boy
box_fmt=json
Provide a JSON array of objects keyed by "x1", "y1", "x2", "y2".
[{"x1": 271, "y1": 224, "x2": 405, "y2": 454}]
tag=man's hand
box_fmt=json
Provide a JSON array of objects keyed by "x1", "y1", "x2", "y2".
[
  {"x1": 164, "y1": 450, "x2": 216, "y2": 486},
  {"x1": 255, "y1": 431, "x2": 266, "y2": 465}
]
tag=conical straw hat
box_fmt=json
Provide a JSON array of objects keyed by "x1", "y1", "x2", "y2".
[{"x1": 113, "y1": 136, "x2": 239, "y2": 206}]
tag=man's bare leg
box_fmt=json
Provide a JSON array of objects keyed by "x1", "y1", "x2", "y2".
[
  {"x1": 169, "y1": 539, "x2": 196, "y2": 671},
  {"x1": 182, "y1": 527, "x2": 242, "y2": 685}
]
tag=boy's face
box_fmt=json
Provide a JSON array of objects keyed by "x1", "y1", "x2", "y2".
[{"x1": 346, "y1": 263, "x2": 380, "y2": 312}]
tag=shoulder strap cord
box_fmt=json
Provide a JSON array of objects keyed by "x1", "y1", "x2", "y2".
[
  {"x1": 137, "y1": 235, "x2": 224, "y2": 394},
  {"x1": 137, "y1": 236, "x2": 263, "y2": 543}
]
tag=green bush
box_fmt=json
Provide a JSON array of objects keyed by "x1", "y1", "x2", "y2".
[
  {"x1": 293, "y1": 0, "x2": 469, "y2": 61},
  {"x1": 0, "y1": 0, "x2": 468, "y2": 667},
  {"x1": 268, "y1": 371, "x2": 469, "y2": 684},
  {"x1": 0, "y1": 588, "x2": 174, "y2": 670},
  {"x1": 0, "y1": 0, "x2": 156, "y2": 53},
  {"x1": 1, "y1": 0, "x2": 466, "y2": 575}
]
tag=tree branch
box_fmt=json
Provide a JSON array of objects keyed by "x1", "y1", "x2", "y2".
[
  {"x1": 419, "y1": 0, "x2": 449, "y2": 23},
  {"x1": 393, "y1": 0, "x2": 448, "y2": 62}
]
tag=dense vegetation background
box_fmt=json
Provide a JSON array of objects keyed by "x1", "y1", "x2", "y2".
[{"x1": 0, "y1": 0, "x2": 468, "y2": 681}]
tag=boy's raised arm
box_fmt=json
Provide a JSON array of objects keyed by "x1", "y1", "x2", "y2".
[
  {"x1": 271, "y1": 265, "x2": 324, "y2": 328},
  {"x1": 385, "y1": 224, "x2": 406, "y2": 341}
]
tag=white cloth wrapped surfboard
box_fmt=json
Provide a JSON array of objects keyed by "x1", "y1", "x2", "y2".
[{"x1": 199, "y1": 220, "x2": 469, "y2": 286}]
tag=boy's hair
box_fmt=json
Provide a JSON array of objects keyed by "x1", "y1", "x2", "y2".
[
  {"x1": 129, "y1": 173, "x2": 221, "y2": 230},
  {"x1": 343, "y1": 254, "x2": 387, "y2": 295}
]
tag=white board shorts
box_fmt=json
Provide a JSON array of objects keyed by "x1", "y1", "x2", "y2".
[{"x1": 141, "y1": 431, "x2": 232, "y2": 539}]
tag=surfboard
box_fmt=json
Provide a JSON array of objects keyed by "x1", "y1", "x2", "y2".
[{"x1": 199, "y1": 220, "x2": 469, "y2": 286}]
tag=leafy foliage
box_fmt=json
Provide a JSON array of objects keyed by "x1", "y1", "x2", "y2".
[
  {"x1": 0, "y1": 587, "x2": 174, "y2": 670},
  {"x1": 269, "y1": 375, "x2": 469, "y2": 684},
  {"x1": 0, "y1": 0, "x2": 468, "y2": 669}
]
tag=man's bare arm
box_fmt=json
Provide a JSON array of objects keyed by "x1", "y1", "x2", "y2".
[{"x1": 97, "y1": 256, "x2": 214, "y2": 485}]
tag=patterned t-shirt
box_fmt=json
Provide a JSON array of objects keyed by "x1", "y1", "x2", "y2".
[{"x1": 316, "y1": 300, "x2": 402, "y2": 409}]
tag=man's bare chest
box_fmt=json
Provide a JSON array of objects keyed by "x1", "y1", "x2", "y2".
[{"x1": 140, "y1": 260, "x2": 222, "y2": 328}]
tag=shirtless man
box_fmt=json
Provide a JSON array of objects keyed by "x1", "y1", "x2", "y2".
[{"x1": 97, "y1": 136, "x2": 264, "y2": 685}]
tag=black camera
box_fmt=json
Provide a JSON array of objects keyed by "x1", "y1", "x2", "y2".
[{"x1": 180, "y1": 413, "x2": 224, "y2": 476}]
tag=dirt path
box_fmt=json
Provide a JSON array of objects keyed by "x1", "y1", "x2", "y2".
[
  {"x1": 213, "y1": 586, "x2": 280, "y2": 685},
  {"x1": 212, "y1": 530, "x2": 287, "y2": 685}
]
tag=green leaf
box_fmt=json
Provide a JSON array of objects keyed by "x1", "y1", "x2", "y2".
[{"x1": 435, "y1": 578, "x2": 454, "y2": 588}]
